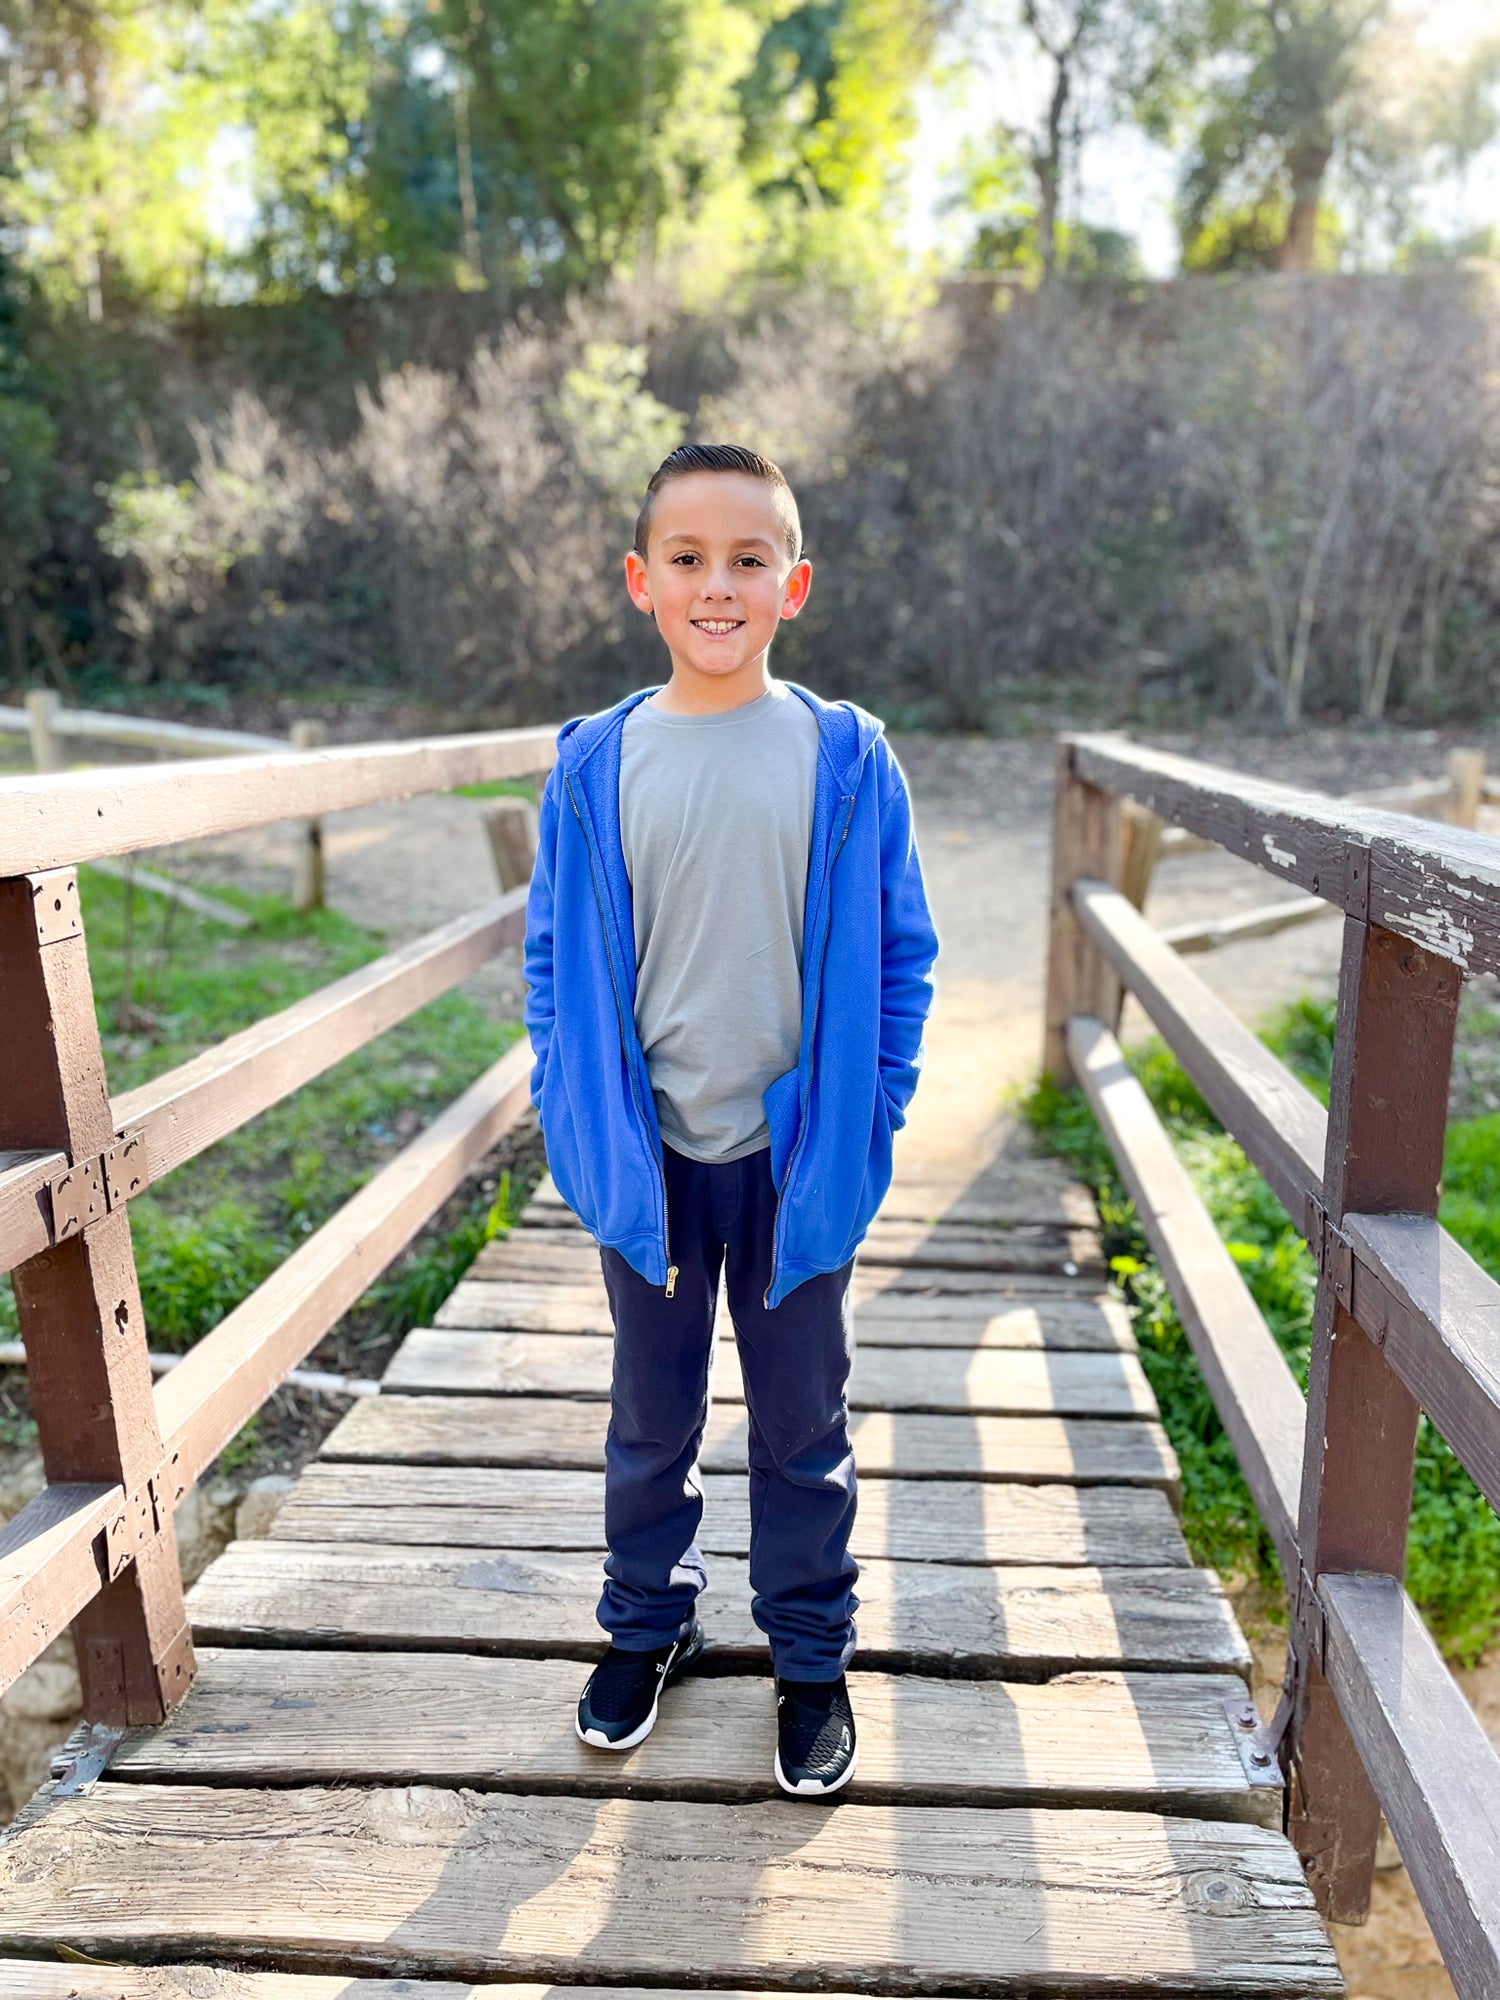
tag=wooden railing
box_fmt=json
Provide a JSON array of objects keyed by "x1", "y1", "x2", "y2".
[
  {"x1": 0, "y1": 691, "x2": 333, "y2": 910},
  {"x1": 1119, "y1": 745, "x2": 1490, "y2": 955},
  {"x1": 0, "y1": 726, "x2": 556, "y2": 1725},
  {"x1": 1044, "y1": 733, "x2": 1500, "y2": 1991}
]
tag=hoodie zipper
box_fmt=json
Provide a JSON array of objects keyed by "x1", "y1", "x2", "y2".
[
  {"x1": 564, "y1": 773, "x2": 673, "y2": 1291},
  {"x1": 765, "y1": 791, "x2": 856, "y2": 1307}
]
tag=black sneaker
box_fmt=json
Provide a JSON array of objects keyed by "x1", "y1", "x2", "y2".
[
  {"x1": 774, "y1": 1673, "x2": 858, "y2": 1797},
  {"x1": 575, "y1": 1622, "x2": 704, "y2": 1751}
]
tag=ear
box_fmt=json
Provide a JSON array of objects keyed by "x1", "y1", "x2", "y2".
[
  {"x1": 779, "y1": 558, "x2": 813, "y2": 621},
  {"x1": 623, "y1": 549, "x2": 653, "y2": 614}
]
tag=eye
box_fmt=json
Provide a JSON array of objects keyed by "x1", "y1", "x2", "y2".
[
  {"x1": 670, "y1": 551, "x2": 701, "y2": 566},
  {"x1": 735, "y1": 555, "x2": 767, "y2": 568}
]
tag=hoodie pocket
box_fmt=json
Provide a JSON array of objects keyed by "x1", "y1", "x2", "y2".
[{"x1": 763, "y1": 1065, "x2": 801, "y2": 1190}]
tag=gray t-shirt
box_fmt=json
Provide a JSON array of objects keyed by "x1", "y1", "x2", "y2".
[{"x1": 619, "y1": 683, "x2": 820, "y2": 1163}]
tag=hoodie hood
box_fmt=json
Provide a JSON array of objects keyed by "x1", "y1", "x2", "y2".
[{"x1": 555, "y1": 681, "x2": 880, "y2": 797}]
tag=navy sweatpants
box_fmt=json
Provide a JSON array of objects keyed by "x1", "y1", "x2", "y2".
[{"x1": 597, "y1": 1143, "x2": 858, "y2": 1679}]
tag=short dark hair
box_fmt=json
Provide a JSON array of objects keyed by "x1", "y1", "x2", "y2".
[{"x1": 634, "y1": 442, "x2": 802, "y2": 565}]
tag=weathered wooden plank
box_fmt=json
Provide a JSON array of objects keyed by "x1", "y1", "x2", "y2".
[
  {"x1": 0, "y1": 1978, "x2": 883, "y2": 2000},
  {"x1": 111, "y1": 1648, "x2": 1278, "y2": 1824},
  {"x1": 1069, "y1": 1018, "x2": 1304, "y2": 1576},
  {"x1": 186, "y1": 1544, "x2": 1251, "y2": 1676},
  {"x1": 0, "y1": 1786, "x2": 1338, "y2": 1991},
  {"x1": 1162, "y1": 894, "x2": 1333, "y2": 957},
  {"x1": 488, "y1": 1217, "x2": 1106, "y2": 1279},
  {"x1": 385, "y1": 1327, "x2": 1159, "y2": 1417},
  {"x1": 1070, "y1": 729, "x2": 1500, "y2": 981},
  {"x1": 1320, "y1": 1571, "x2": 1500, "y2": 1996},
  {"x1": 473, "y1": 1231, "x2": 1100, "y2": 1286},
  {"x1": 466, "y1": 1238, "x2": 1105, "y2": 1301},
  {"x1": 521, "y1": 1169, "x2": 1100, "y2": 1232},
  {"x1": 1345, "y1": 1210, "x2": 1500, "y2": 1519},
  {"x1": 321, "y1": 1395, "x2": 1182, "y2": 1493},
  {"x1": 154, "y1": 1040, "x2": 533, "y2": 1490},
  {"x1": 861, "y1": 1218, "x2": 1105, "y2": 1275},
  {"x1": 0, "y1": 726, "x2": 557, "y2": 875},
  {"x1": 272, "y1": 1464, "x2": 1190, "y2": 1568},
  {"x1": 1071, "y1": 879, "x2": 1328, "y2": 1235},
  {"x1": 424, "y1": 1279, "x2": 617, "y2": 1332},
  {"x1": 437, "y1": 1279, "x2": 1135, "y2": 1351}
]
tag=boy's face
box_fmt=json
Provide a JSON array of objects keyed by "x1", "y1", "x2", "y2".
[{"x1": 624, "y1": 471, "x2": 812, "y2": 684}]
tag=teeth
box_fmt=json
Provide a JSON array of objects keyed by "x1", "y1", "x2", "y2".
[{"x1": 695, "y1": 620, "x2": 741, "y2": 634}]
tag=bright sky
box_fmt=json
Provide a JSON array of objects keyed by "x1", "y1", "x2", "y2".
[{"x1": 904, "y1": 0, "x2": 1500, "y2": 273}]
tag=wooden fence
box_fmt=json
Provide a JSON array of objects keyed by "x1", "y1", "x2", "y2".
[
  {"x1": 0, "y1": 692, "x2": 332, "y2": 911},
  {"x1": 1121, "y1": 745, "x2": 1491, "y2": 955},
  {"x1": 1045, "y1": 733, "x2": 1500, "y2": 1989},
  {"x1": 0, "y1": 726, "x2": 556, "y2": 1726}
]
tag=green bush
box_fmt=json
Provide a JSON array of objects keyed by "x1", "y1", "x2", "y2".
[{"x1": 1025, "y1": 993, "x2": 1500, "y2": 1664}]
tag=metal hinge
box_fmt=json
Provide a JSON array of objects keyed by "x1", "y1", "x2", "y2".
[
  {"x1": 51, "y1": 1721, "x2": 124, "y2": 1797},
  {"x1": 1222, "y1": 1691, "x2": 1286, "y2": 1791},
  {"x1": 47, "y1": 1130, "x2": 150, "y2": 1243}
]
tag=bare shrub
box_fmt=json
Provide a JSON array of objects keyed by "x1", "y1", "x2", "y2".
[{"x1": 92, "y1": 272, "x2": 1500, "y2": 728}]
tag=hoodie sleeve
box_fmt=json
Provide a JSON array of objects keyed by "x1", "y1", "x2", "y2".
[
  {"x1": 874, "y1": 734, "x2": 939, "y2": 1129},
  {"x1": 523, "y1": 759, "x2": 564, "y2": 1105}
]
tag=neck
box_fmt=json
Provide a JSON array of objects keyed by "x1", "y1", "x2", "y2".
[{"x1": 652, "y1": 652, "x2": 774, "y2": 715}]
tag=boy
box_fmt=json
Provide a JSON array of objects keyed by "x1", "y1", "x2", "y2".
[{"x1": 523, "y1": 442, "x2": 937, "y2": 1798}]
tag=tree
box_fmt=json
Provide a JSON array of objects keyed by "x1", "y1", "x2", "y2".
[
  {"x1": 1131, "y1": 0, "x2": 1500, "y2": 273},
  {"x1": 957, "y1": 0, "x2": 1145, "y2": 278}
]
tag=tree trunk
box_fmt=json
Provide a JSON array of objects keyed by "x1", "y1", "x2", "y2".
[
  {"x1": 1277, "y1": 143, "x2": 1331, "y2": 273},
  {"x1": 1034, "y1": 59, "x2": 1070, "y2": 275}
]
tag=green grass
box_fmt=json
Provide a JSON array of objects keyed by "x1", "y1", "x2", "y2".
[
  {"x1": 1024, "y1": 993, "x2": 1500, "y2": 1666},
  {"x1": 0, "y1": 865, "x2": 524, "y2": 1395},
  {"x1": 450, "y1": 780, "x2": 538, "y2": 802}
]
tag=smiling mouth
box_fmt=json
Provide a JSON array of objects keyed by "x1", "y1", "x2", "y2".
[{"x1": 691, "y1": 618, "x2": 744, "y2": 637}]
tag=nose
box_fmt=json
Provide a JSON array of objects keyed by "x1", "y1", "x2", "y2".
[{"x1": 698, "y1": 565, "x2": 739, "y2": 601}]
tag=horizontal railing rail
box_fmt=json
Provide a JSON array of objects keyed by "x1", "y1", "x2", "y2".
[
  {"x1": 0, "y1": 724, "x2": 556, "y2": 1722},
  {"x1": 0, "y1": 726, "x2": 558, "y2": 875},
  {"x1": 1045, "y1": 733, "x2": 1500, "y2": 1996}
]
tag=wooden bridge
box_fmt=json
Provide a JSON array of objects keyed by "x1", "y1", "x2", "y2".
[{"x1": 0, "y1": 728, "x2": 1496, "y2": 1995}]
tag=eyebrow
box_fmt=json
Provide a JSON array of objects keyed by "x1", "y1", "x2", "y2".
[{"x1": 660, "y1": 531, "x2": 781, "y2": 553}]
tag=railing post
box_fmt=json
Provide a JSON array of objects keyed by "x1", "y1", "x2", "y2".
[
  {"x1": 1447, "y1": 748, "x2": 1485, "y2": 831},
  {"x1": 289, "y1": 718, "x2": 327, "y2": 913},
  {"x1": 0, "y1": 869, "x2": 195, "y2": 1724},
  {"x1": 1043, "y1": 739, "x2": 1123, "y2": 1083},
  {"x1": 25, "y1": 689, "x2": 63, "y2": 774},
  {"x1": 1287, "y1": 893, "x2": 1461, "y2": 1921},
  {"x1": 1120, "y1": 803, "x2": 1163, "y2": 913},
  {"x1": 482, "y1": 795, "x2": 539, "y2": 893}
]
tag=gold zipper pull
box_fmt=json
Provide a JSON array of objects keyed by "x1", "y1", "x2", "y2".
[{"x1": 665, "y1": 1265, "x2": 678, "y2": 1298}]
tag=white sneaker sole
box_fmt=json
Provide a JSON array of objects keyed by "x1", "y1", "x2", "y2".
[
  {"x1": 774, "y1": 1744, "x2": 859, "y2": 1797},
  {"x1": 577, "y1": 1701, "x2": 660, "y2": 1753}
]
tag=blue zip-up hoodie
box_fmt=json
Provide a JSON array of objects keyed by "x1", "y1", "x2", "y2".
[{"x1": 523, "y1": 681, "x2": 938, "y2": 1308}]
